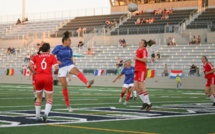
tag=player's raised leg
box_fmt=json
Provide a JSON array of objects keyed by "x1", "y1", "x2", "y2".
[{"x1": 69, "y1": 67, "x2": 94, "y2": 88}]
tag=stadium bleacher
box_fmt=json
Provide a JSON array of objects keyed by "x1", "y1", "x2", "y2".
[
  {"x1": 111, "y1": 9, "x2": 197, "y2": 35},
  {"x1": 187, "y1": 8, "x2": 215, "y2": 30},
  {"x1": 55, "y1": 13, "x2": 126, "y2": 37},
  {"x1": 2, "y1": 20, "x2": 66, "y2": 39}
]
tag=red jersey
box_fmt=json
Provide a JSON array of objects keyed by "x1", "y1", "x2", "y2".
[
  {"x1": 30, "y1": 53, "x2": 58, "y2": 75},
  {"x1": 135, "y1": 48, "x2": 148, "y2": 71},
  {"x1": 203, "y1": 62, "x2": 214, "y2": 79}
]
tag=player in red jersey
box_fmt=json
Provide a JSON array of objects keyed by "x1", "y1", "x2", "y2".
[
  {"x1": 29, "y1": 53, "x2": 45, "y2": 101},
  {"x1": 202, "y1": 56, "x2": 215, "y2": 106},
  {"x1": 28, "y1": 43, "x2": 59, "y2": 122},
  {"x1": 133, "y1": 39, "x2": 152, "y2": 111}
]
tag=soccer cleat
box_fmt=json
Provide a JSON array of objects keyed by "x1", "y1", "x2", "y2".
[
  {"x1": 67, "y1": 106, "x2": 73, "y2": 112},
  {"x1": 42, "y1": 114, "x2": 48, "y2": 123},
  {"x1": 146, "y1": 104, "x2": 152, "y2": 112},
  {"x1": 87, "y1": 80, "x2": 94, "y2": 88},
  {"x1": 140, "y1": 103, "x2": 148, "y2": 110},
  {"x1": 212, "y1": 102, "x2": 215, "y2": 106},
  {"x1": 129, "y1": 97, "x2": 133, "y2": 100},
  {"x1": 119, "y1": 97, "x2": 122, "y2": 103},
  {"x1": 133, "y1": 97, "x2": 137, "y2": 100},
  {"x1": 123, "y1": 101, "x2": 127, "y2": 105}
]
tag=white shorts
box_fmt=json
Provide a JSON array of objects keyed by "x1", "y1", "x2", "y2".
[
  {"x1": 122, "y1": 83, "x2": 134, "y2": 88},
  {"x1": 58, "y1": 65, "x2": 75, "y2": 77}
]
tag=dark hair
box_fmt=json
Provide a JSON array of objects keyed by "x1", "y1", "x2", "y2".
[
  {"x1": 202, "y1": 55, "x2": 208, "y2": 62},
  {"x1": 62, "y1": 31, "x2": 70, "y2": 43},
  {"x1": 141, "y1": 39, "x2": 156, "y2": 47},
  {"x1": 37, "y1": 43, "x2": 50, "y2": 54}
]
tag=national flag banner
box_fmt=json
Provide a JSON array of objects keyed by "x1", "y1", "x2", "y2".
[
  {"x1": 147, "y1": 70, "x2": 155, "y2": 78},
  {"x1": 94, "y1": 69, "x2": 104, "y2": 76},
  {"x1": 23, "y1": 68, "x2": 30, "y2": 76},
  {"x1": 170, "y1": 70, "x2": 183, "y2": 79},
  {"x1": 6, "y1": 68, "x2": 14, "y2": 76}
]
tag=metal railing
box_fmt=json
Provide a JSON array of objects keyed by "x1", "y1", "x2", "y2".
[{"x1": 0, "y1": 7, "x2": 110, "y2": 24}]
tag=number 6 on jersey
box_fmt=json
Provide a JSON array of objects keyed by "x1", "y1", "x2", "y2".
[{"x1": 41, "y1": 58, "x2": 47, "y2": 70}]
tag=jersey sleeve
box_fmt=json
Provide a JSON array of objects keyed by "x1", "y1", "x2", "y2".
[
  {"x1": 143, "y1": 49, "x2": 148, "y2": 58},
  {"x1": 52, "y1": 45, "x2": 59, "y2": 55},
  {"x1": 121, "y1": 68, "x2": 125, "y2": 75},
  {"x1": 208, "y1": 62, "x2": 214, "y2": 70}
]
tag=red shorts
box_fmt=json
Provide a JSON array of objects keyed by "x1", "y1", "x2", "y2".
[
  {"x1": 35, "y1": 74, "x2": 53, "y2": 93},
  {"x1": 134, "y1": 70, "x2": 147, "y2": 82},
  {"x1": 206, "y1": 77, "x2": 215, "y2": 87}
]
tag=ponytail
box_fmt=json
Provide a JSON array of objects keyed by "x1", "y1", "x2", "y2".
[
  {"x1": 141, "y1": 39, "x2": 156, "y2": 47},
  {"x1": 37, "y1": 47, "x2": 42, "y2": 55},
  {"x1": 62, "y1": 31, "x2": 70, "y2": 43},
  {"x1": 37, "y1": 42, "x2": 50, "y2": 54}
]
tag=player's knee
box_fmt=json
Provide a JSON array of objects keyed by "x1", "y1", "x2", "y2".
[{"x1": 36, "y1": 97, "x2": 42, "y2": 102}]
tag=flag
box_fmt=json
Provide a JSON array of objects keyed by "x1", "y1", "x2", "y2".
[
  {"x1": 147, "y1": 70, "x2": 155, "y2": 78},
  {"x1": 6, "y1": 68, "x2": 14, "y2": 76},
  {"x1": 170, "y1": 70, "x2": 183, "y2": 79},
  {"x1": 94, "y1": 69, "x2": 104, "y2": 76},
  {"x1": 23, "y1": 68, "x2": 30, "y2": 76}
]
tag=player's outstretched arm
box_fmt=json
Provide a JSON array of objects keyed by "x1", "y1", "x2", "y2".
[{"x1": 113, "y1": 74, "x2": 123, "y2": 83}]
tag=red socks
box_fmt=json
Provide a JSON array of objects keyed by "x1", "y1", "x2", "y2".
[
  {"x1": 121, "y1": 92, "x2": 125, "y2": 98},
  {"x1": 77, "y1": 72, "x2": 88, "y2": 84},
  {"x1": 126, "y1": 92, "x2": 131, "y2": 101},
  {"x1": 62, "y1": 89, "x2": 70, "y2": 106}
]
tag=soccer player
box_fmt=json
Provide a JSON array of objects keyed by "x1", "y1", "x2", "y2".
[
  {"x1": 202, "y1": 56, "x2": 215, "y2": 106},
  {"x1": 52, "y1": 31, "x2": 94, "y2": 112},
  {"x1": 113, "y1": 60, "x2": 134, "y2": 105},
  {"x1": 28, "y1": 43, "x2": 59, "y2": 122},
  {"x1": 133, "y1": 39, "x2": 152, "y2": 111},
  {"x1": 29, "y1": 53, "x2": 45, "y2": 101},
  {"x1": 175, "y1": 74, "x2": 182, "y2": 88}
]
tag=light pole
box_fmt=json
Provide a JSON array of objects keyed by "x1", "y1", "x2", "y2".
[{"x1": 22, "y1": 0, "x2": 26, "y2": 21}]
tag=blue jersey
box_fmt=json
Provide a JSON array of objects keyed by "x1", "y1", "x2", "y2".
[
  {"x1": 52, "y1": 45, "x2": 73, "y2": 68},
  {"x1": 121, "y1": 66, "x2": 134, "y2": 84}
]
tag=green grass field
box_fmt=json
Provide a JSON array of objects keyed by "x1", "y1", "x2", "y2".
[{"x1": 0, "y1": 84, "x2": 215, "y2": 134}]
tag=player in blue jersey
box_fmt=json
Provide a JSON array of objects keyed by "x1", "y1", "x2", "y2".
[
  {"x1": 113, "y1": 60, "x2": 135, "y2": 105},
  {"x1": 52, "y1": 31, "x2": 94, "y2": 112}
]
